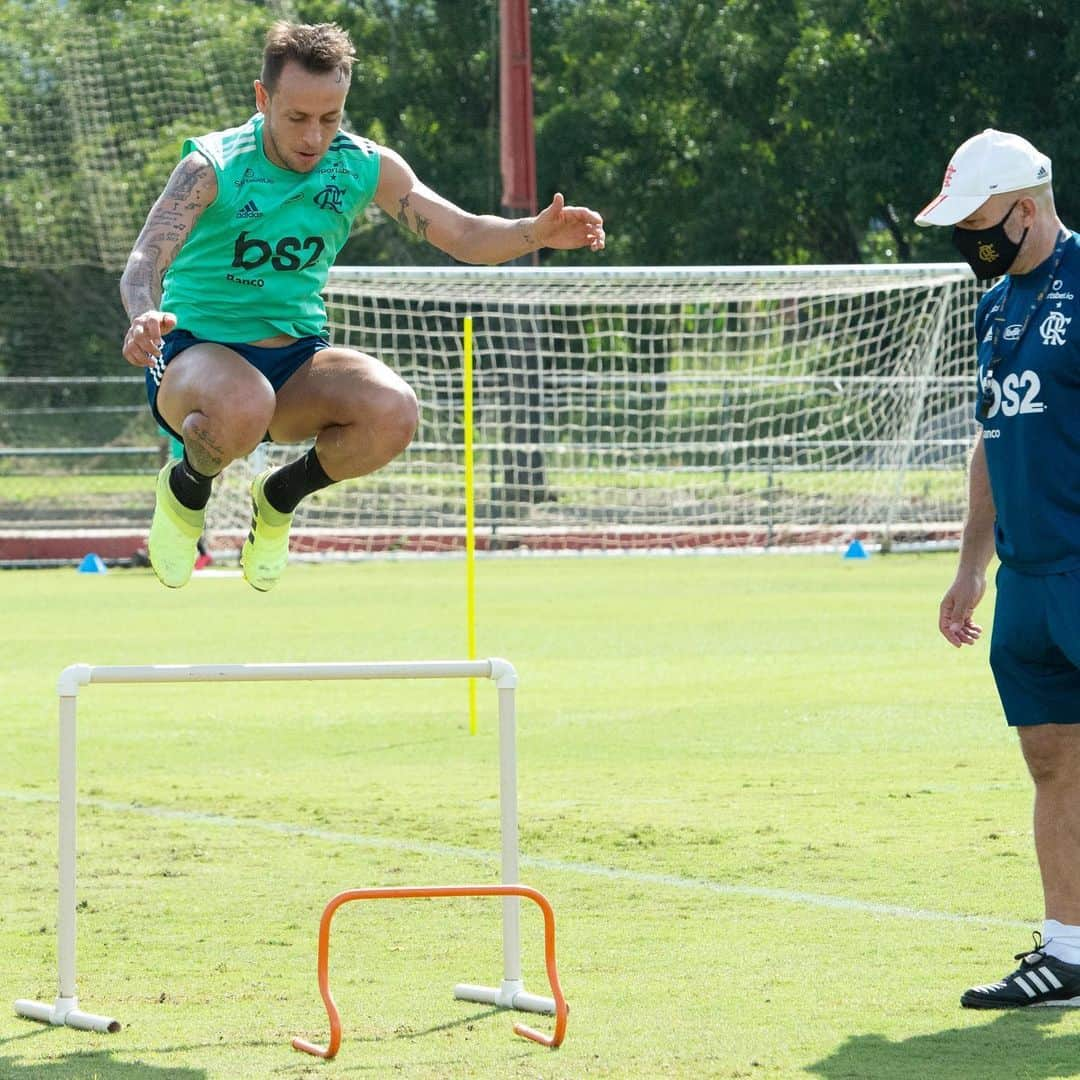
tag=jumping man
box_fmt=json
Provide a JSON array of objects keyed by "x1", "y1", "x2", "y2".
[{"x1": 120, "y1": 21, "x2": 605, "y2": 590}]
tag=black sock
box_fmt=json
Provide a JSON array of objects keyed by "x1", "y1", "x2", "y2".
[
  {"x1": 263, "y1": 447, "x2": 334, "y2": 514},
  {"x1": 168, "y1": 451, "x2": 214, "y2": 511}
]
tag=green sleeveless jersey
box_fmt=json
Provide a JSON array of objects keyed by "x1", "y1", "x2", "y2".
[{"x1": 162, "y1": 112, "x2": 380, "y2": 342}]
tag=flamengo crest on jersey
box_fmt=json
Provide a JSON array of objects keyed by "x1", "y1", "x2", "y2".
[
  {"x1": 1041, "y1": 309, "x2": 1072, "y2": 345},
  {"x1": 161, "y1": 113, "x2": 380, "y2": 343},
  {"x1": 975, "y1": 234, "x2": 1080, "y2": 574}
]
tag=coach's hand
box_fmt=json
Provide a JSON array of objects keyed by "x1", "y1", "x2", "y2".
[
  {"x1": 123, "y1": 311, "x2": 177, "y2": 368},
  {"x1": 939, "y1": 570, "x2": 985, "y2": 648}
]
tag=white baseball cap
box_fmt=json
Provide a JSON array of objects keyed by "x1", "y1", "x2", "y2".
[{"x1": 915, "y1": 129, "x2": 1052, "y2": 227}]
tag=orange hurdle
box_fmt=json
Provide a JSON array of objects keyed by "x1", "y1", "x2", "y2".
[{"x1": 292, "y1": 884, "x2": 568, "y2": 1060}]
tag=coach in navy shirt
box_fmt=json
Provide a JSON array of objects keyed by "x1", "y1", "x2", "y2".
[{"x1": 918, "y1": 129, "x2": 1080, "y2": 1008}]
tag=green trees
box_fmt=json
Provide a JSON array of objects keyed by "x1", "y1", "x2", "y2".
[
  {"x1": 0, "y1": 0, "x2": 273, "y2": 450},
  {"x1": 513, "y1": 0, "x2": 1080, "y2": 265},
  {"x1": 2, "y1": 0, "x2": 1079, "y2": 426},
  {"x1": 5, "y1": 0, "x2": 1079, "y2": 275}
]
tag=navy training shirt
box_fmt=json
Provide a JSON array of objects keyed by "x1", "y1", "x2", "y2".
[{"x1": 976, "y1": 231, "x2": 1080, "y2": 574}]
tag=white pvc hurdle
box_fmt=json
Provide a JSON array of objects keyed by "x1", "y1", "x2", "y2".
[{"x1": 14, "y1": 658, "x2": 555, "y2": 1034}]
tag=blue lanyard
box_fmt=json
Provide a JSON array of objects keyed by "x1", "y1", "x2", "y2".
[{"x1": 985, "y1": 230, "x2": 1070, "y2": 382}]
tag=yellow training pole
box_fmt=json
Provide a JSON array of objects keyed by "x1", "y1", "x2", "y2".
[{"x1": 464, "y1": 317, "x2": 478, "y2": 735}]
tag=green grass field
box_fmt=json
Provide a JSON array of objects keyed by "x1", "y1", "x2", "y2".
[{"x1": 1, "y1": 554, "x2": 1077, "y2": 1079}]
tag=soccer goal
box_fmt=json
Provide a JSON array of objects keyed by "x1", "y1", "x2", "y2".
[{"x1": 204, "y1": 264, "x2": 982, "y2": 558}]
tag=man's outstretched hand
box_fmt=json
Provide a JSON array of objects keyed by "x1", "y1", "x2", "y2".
[{"x1": 534, "y1": 193, "x2": 605, "y2": 252}]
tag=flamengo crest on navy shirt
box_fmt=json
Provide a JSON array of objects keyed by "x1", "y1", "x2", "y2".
[{"x1": 975, "y1": 231, "x2": 1080, "y2": 574}]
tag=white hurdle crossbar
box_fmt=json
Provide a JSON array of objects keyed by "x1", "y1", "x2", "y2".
[{"x1": 14, "y1": 658, "x2": 555, "y2": 1034}]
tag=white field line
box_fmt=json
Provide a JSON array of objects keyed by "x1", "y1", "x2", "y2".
[{"x1": 1, "y1": 789, "x2": 1029, "y2": 930}]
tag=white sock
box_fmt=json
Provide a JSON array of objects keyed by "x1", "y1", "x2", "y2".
[{"x1": 1042, "y1": 919, "x2": 1080, "y2": 964}]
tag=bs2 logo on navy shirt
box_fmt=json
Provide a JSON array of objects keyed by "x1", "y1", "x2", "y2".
[
  {"x1": 981, "y1": 370, "x2": 1046, "y2": 420},
  {"x1": 981, "y1": 308, "x2": 1072, "y2": 421}
]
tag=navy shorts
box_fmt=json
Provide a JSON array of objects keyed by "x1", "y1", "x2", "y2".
[
  {"x1": 990, "y1": 564, "x2": 1080, "y2": 726},
  {"x1": 144, "y1": 329, "x2": 329, "y2": 441}
]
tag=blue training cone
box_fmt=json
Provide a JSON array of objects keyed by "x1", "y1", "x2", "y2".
[
  {"x1": 77, "y1": 553, "x2": 107, "y2": 574},
  {"x1": 843, "y1": 539, "x2": 869, "y2": 560}
]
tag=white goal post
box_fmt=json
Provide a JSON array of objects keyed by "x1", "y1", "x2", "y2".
[{"x1": 204, "y1": 264, "x2": 981, "y2": 557}]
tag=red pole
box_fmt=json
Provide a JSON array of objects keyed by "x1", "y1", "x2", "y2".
[{"x1": 499, "y1": 0, "x2": 538, "y2": 232}]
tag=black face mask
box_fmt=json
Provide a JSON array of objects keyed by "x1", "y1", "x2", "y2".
[{"x1": 952, "y1": 200, "x2": 1028, "y2": 280}]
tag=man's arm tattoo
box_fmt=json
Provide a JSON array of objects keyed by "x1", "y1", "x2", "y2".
[
  {"x1": 396, "y1": 194, "x2": 431, "y2": 241},
  {"x1": 186, "y1": 422, "x2": 225, "y2": 475},
  {"x1": 120, "y1": 155, "x2": 213, "y2": 317},
  {"x1": 166, "y1": 156, "x2": 207, "y2": 200}
]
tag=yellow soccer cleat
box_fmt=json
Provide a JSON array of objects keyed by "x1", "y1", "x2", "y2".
[
  {"x1": 147, "y1": 462, "x2": 205, "y2": 589},
  {"x1": 241, "y1": 469, "x2": 293, "y2": 592}
]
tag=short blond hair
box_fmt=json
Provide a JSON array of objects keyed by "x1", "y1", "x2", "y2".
[
  {"x1": 261, "y1": 21, "x2": 355, "y2": 92},
  {"x1": 1020, "y1": 182, "x2": 1056, "y2": 213}
]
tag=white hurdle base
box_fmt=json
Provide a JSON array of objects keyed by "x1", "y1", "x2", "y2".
[
  {"x1": 454, "y1": 979, "x2": 556, "y2": 1014},
  {"x1": 14, "y1": 996, "x2": 119, "y2": 1033}
]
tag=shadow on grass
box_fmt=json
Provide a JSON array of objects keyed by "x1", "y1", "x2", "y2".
[
  {"x1": 807, "y1": 1010, "x2": 1080, "y2": 1080},
  {"x1": 292, "y1": 1005, "x2": 505, "y2": 1046},
  {"x1": 390, "y1": 1005, "x2": 505, "y2": 1040},
  {"x1": 0, "y1": 1050, "x2": 205, "y2": 1079}
]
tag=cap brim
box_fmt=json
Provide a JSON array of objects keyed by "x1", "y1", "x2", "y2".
[{"x1": 914, "y1": 192, "x2": 990, "y2": 227}]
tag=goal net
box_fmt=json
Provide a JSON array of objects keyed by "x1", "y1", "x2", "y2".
[
  {"x1": 205, "y1": 264, "x2": 981, "y2": 556},
  {"x1": 0, "y1": 3, "x2": 983, "y2": 563},
  {"x1": 0, "y1": 0, "x2": 301, "y2": 559}
]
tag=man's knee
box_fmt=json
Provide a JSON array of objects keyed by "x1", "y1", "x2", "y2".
[
  {"x1": 377, "y1": 382, "x2": 419, "y2": 456},
  {"x1": 179, "y1": 386, "x2": 276, "y2": 469},
  {"x1": 224, "y1": 388, "x2": 277, "y2": 452},
  {"x1": 348, "y1": 381, "x2": 418, "y2": 464},
  {"x1": 1020, "y1": 724, "x2": 1080, "y2": 785}
]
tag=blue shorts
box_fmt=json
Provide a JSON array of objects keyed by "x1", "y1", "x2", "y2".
[
  {"x1": 144, "y1": 329, "x2": 329, "y2": 441},
  {"x1": 990, "y1": 564, "x2": 1080, "y2": 726}
]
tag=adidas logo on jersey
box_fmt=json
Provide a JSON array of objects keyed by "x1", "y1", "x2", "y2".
[{"x1": 236, "y1": 199, "x2": 263, "y2": 219}]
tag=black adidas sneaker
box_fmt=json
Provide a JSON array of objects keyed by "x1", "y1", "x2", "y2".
[{"x1": 962, "y1": 934, "x2": 1080, "y2": 1008}]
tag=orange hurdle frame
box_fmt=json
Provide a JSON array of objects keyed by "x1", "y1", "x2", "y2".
[{"x1": 292, "y1": 884, "x2": 568, "y2": 1059}]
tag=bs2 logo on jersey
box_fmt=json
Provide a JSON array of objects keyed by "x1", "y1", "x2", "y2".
[
  {"x1": 231, "y1": 231, "x2": 327, "y2": 271},
  {"x1": 980, "y1": 370, "x2": 1046, "y2": 420}
]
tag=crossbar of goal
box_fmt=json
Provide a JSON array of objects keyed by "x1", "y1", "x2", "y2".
[{"x1": 14, "y1": 658, "x2": 555, "y2": 1035}]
